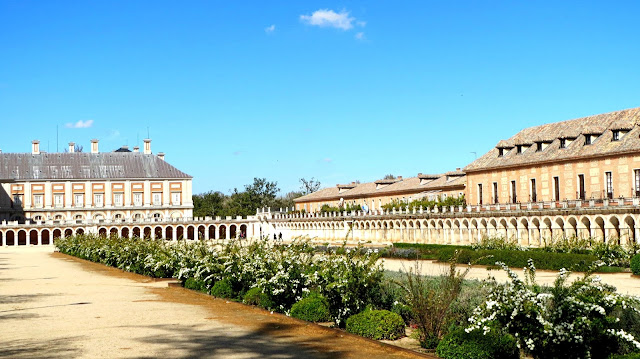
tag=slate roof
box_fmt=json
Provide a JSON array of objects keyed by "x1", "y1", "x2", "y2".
[
  {"x1": 294, "y1": 173, "x2": 466, "y2": 203},
  {"x1": 0, "y1": 152, "x2": 192, "y2": 181},
  {"x1": 465, "y1": 107, "x2": 640, "y2": 172}
]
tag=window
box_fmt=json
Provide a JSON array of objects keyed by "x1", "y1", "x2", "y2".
[
  {"x1": 94, "y1": 193, "x2": 103, "y2": 207},
  {"x1": 530, "y1": 179, "x2": 537, "y2": 202},
  {"x1": 113, "y1": 193, "x2": 123, "y2": 206},
  {"x1": 578, "y1": 174, "x2": 586, "y2": 200},
  {"x1": 613, "y1": 130, "x2": 620, "y2": 141},
  {"x1": 511, "y1": 180, "x2": 517, "y2": 203},
  {"x1": 560, "y1": 138, "x2": 566, "y2": 149},
  {"x1": 54, "y1": 194, "x2": 64, "y2": 208},
  {"x1": 13, "y1": 195, "x2": 23, "y2": 206},
  {"x1": 605, "y1": 172, "x2": 613, "y2": 199},
  {"x1": 33, "y1": 194, "x2": 43, "y2": 208},
  {"x1": 133, "y1": 192, "x2": 143, "y2": 206},
  {"x1": 536, "y1": 142, "x2": 543, "y2": 152},
  {"x1": 33, "y1": 215, "x2": 43, "y2": 221},
  {"x1": 585, "y1": 135, "x2": 592, "y2": 145},
  {"x1": 516, "y1": 145, "x2": 522, "y2": 154},
  {"x1": 153, "y1": 192, "x2": 162, "y2": 205},
  {"x1": 553, "y1": 176, "x2": 560, "y2": 201},
  {"x1": 153, "y1": 213, "x2": 161, "y2": 219},
  {"x1": 171, "y1": 192, "x2": 181, "y2": 205},
  {"x1": 477, "y1": 184, "x2": 483, "y2": 205},
  {"x1": 114, "y1": 213, "x2": 123, "y2": 220},
  {"x1": 74, "y1": 194, "x2": 84, "y2": 207},
  {"x1": 498, "y1": 148, "x2": 504, "y2": 157},
  {"x1": 492, "y1": 182, "x2": 498, "y2": 204},
  {"x1": 635, "y1": 169, "x2": 640, "y2": 197}
]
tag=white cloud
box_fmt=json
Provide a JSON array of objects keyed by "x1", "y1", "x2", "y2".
[
  {"x1": 321, "y1": 158, "x2": 332, "y2": 163},
  {"x1": 265, "y1": 24, "x2": 275, "y2": 33},
  {"x1": 355, "y1": 32, "x2": 365, "y2": 40},
  {"x1": 356, "y1": 20, "x2": 366, "y2": 27},
  {"x1": 65, "y1": 119, "x2": 94, "y2": 129},
  {"x1": 300, "y1": 9, "x2": 356, "y2": 30}
]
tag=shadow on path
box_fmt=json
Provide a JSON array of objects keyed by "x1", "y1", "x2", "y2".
[
  {"x1": 130, "y1": 322, "x2": 346, "y2": 359},
  {"x1": 0, "y1": 336, "x2": 83, "y2": 358}
]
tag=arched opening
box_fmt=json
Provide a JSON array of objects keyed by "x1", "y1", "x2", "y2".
[
  {"x1": 567, "y1": 217, "x2": 578, "y2": 238},
  {"x1": 240, "y1": 224, "x2": 247, "y2": 239},
  {"x1": 144, "y1": 226, "x2": 152, "y2": 239},
  {"x1": 208, "y1": 225, "x2": 216, "y2": 239},
  {"x1": 609, "y1": 217, "x2": 621, "y2": 245},
  {"x1": 29, "y1": 230, "x2": 38, "y2": 245},
  {"x1": 110, "y1": 227, "x2": 118, "y2": 237},
  {"x1": 75, "y1": 228, "x2": 84, "y2": 236},
  {"x1": 165, "y1": 226, "x2": 173, "y2": 241},
  {"x1": 6, "y1": 231, "x2": 15, "y2": 245},
  {"x1": 554, "y1": 218, "x2": 565, "y2": 240},
  {"x1": 0, "y1": 232, "x2": 4, "y2": 246},
  {"x1": 155, "y1": 226, "x2": 163, "y2": 239},
  {"x1": 625, "y1": 216, "x2": 636, "y2": 245},
  {"x1": 53, "y1": 229, "x2": 62, "y2": 241},
  {"x1": 98, "y1": 227, "x2": 107, "y2": 237},
  {"x1": 594, "y1": 217, "x2": 606, "y2": 242},
  {"x1": 187, "y1": 226, "x2": 195, "y2": 240},
  {"x1": 133, "y1": 227, "x2": 141, "y2": 238},
  {"x1": 197, "y1": 225, "x2": 206, "y2": 240},
  {"x1": 18, "y1": 230, "x2": 27, "y2": 245},
  {"x1": 580, "y1": 217, "x2": 591, "y2": 240},
  {"x1": 176, "y1": 226, "x2": 184, "y2": 240},
  {"x1": 219, "y1": 225, "x2": 227, "y2": 239},
  {"x1": 64, "y1": 229, "x2": 73, "y2": 238},
  {"x1": 230, "y1": 225, "x2": 237, "y2": 239},
  {"x1": 121, "y1": 227, "x2": 130, "y2": 238}
]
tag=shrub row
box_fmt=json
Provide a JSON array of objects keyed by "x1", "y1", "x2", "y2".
[{"x1": 56, "y1": 235, "x2": 384, "y2": 326}]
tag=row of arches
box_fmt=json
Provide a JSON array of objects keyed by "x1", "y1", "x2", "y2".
[
  {"x1": 278, "y1": 214, "x2": 640, "y2": 246},
  {"x1": 0, "y1": 223, "x2": 249, "y2": 246}
]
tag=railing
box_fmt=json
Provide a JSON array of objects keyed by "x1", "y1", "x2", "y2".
[
  {"x1": 0, "y1": 215, "x2": 256, "y2": 228},
  {"x1": 266, "y1": 196, "x2": 640, "y2": 220}
]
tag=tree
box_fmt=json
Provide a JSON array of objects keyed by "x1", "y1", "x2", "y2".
[
  {"x1": 300, "y1": 177, "x2": 321, "y2": 195},
  {"x1": 192, "y1": 191, "x2": 226, "y2": 217},
  {"x1": 383, "y1": 174, "x2": 396, "y2": 180},
  {"x1": 64, "y1": 144, "x2": 83, "y2": 153}
]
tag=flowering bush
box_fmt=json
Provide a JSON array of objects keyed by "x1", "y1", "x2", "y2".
[
  {"x1": 466, "y1": 259, "x2": 640, "y2": 358},
  {"x1": 472, "y1": 236, "x2": 523, "y2": 251},
  {"x1": 56, "y1": 235, "x2": 383, "y2": 326}
]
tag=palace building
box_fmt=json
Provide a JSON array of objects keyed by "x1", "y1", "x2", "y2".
[
  {"x1": 0, "y1": 139, "x2": 193, "y2": 224},
  {"x1": 465, "y1": 107, "x2": 640, "y2": 206}
]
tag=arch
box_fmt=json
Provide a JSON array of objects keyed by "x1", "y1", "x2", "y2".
[
  {"x1": 154, "y1": 226, "x2": 163, "y2": 239},
  {"x1": 208, "y1": 225, "x2": 216, "y2": 239},
  {"x1": 187, "y1": 225, "x2": 195, "y2": 240},
  {"x1": 52, "y1": 229, "x2": 62, "y2": 241},
  {"x1": 121, "y1": 227, "x2": 130, "y2": 238},
  {"x1": 624, "y1": 216, "x2": 637, "y2": 245},
  {"x1": 594, "y1": 216, "x2": 606, "y2": 242},
  {"x1": 75, "y1": 228, "x2": 84, "y2": 236},
  {"x1": 64, "y1": 228, "x2": 73, "y2": 238},
  {"x1": 165, "y1": 226, "x2": 173, "y2": 240},
  {"x1": 93, "y1": 212, "x2": 106, "y2": 220},
  {"x1": 579, "y1": 216, "x2": 592, "y2": 240},
  {"x1": 567, "y1": 217, "x2": 578, "y2": 239},
  {"x1": 109, "y1": 227, "x2": 118, "y2": 237},
  {"x1": 197, "y1": 225, "x2": 206, "y2": 240},
  {"x1": 29, "y1": 229, "x2": 38, "y2": 245},
  {"x1": 219, "y1": 225, "x2": 227, "y2": 239},
  {"x1": 239, "y1": 224, "x2": 247, "y2": 239},
  {"x1": 144, "y1": 226, "x2": 152, "y2": 239},
  {"x1": 98, "y1": 227, "x2": 108, "y2": 237},
  {"x1": 133, "y1": 227, "x2": 141, "y2": 238},
  {"x1": 609, "y1": 216, "x2": 621, "y2": 245},
  {"x1": 176, "y1": 226, "x2": 185, "y2": 240},
  {"x1": 230, "y1": 224, "x2": 237, "y2": 239},
  {"x1": 6, "y1": 231, "x2": 15, "y2": 245}
]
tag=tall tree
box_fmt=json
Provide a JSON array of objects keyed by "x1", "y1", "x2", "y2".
[{"x1": 300, "y1": 177, "x2": 321, "y2": 195}]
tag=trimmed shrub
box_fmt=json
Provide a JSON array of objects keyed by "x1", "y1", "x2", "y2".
[
  {"x1": 243, "y1": 287, "x2": 274, "y2": 309},
  {"x1": 184, "y1": 277, "x2": 207, "y2": 293},
  {"x1": 290, "y1": 294, "x2": 331, "y2": 322},
  {"x1": 345, "y1": 309, "x2": 405, "y2": 340},
  {"x1": 610, "y1": 354, "x2": 640, "y2": 359},
  {"x1": 436, "y1": 327, "x2": 519, "y2": 359},
  {"x1": 631, "y1": 254, "x2": 640, "y2": 275},
  {"x1": 210, "y1": 278, "x2": 235, "y2": 299}
]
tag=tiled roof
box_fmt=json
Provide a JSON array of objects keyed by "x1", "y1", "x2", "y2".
[
  {"x1": 465, "y1": 107, "x2": 640, "y2": 172},
  {"x1": 294, "y1": 173, "x2": 465, "y2": 203},
  {"x1": 0, "y1": 152, "x2": 192, "y2": 181}
]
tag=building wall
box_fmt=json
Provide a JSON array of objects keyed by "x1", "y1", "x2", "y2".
[
  {"x1": 0, "y1": 178, "x2": 193, "y2": 222},
  {"x1": 466, "y1": 154, "x2": 640, "y2": 205}
]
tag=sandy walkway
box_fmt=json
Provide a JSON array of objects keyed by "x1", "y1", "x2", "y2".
[
  {"x1": 382, "y1": 258, "x2": 640, "y2": 297},
  {"x1": 0, "y1": 246, "x2": 429, "y2": 359}
]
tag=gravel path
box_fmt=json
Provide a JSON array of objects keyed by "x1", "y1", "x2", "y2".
[{"x1": 0, "y1": 246, "x2": 429, "y2": 359}]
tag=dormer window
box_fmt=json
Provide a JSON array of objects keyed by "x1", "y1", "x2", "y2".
[
  {"x1": 536, "y1": 142, "x2": 543, "y2": 152},
  {"x1": 498, "y1": 148, "x2": 504, "y2": 157},
  {"x1": 559, "y1": 139, "x2": 566, "y2": 149},
  {"x1": 516, "y1": 145, "x2": 522, "y2": 154},
  {"x1": 585, "y1": 135, "x2": 592, "y2": 145},
  {"x1": 612, "y1": 130, "x2": 620, "y2": 141}
]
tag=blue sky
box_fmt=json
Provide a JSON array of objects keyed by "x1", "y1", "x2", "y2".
[{"x1": 1, "y1": 1, "x2": 639, "y2": 195}]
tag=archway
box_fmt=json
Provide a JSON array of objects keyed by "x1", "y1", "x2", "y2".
[
  {"x1": 53, "y1": 229, "x2": 62, "y2": 241},
  {"x1": 176, "y1": 226, "x2": 184, "y2": 240},
  {"x1": 133, "y1": 227, "x2": 141, "y2": 238},
  {"x1": 29, "y1": 229, "x2": 38, "y2": 245},
  {"x1": 110, "y1": 227, "x2": 118, "y2": 237},
  {"x1": 6, "y1": 231, "x2": 15, "y2": 246},
  {"x1": 18, "y1": 230, "x2": 27, "y2": 245},
  {"x1": 165, "y1": 226, "x2": 173, "y2": 241},
  {"x1": 187, "y1": 226, "x2": 195, "y2": 240},
  {"x1": 240, "y1": 224, "x2": 248, "y2": 239},
  {"x1": 219, "y1": 225, "x2": 227, "y2": 239},
  {"x1": 230, "y1": 225, "x2": 237, "y2": 239},
  {"x1": 155, "y1": 226, "x2": 163, "y2": 240},
  {"x1": 98, "y1": 227, "x2": 107, "y2": 237},
  {"x1": 64, "y1": 229, "x2": 73, "y2": 238},
  {"x1": 121, "y1": 227, "x2": 130, "y2": 238},
  {"x1": 208, "y1": 225, "x2": 216, "y2": 240},
  {"x1": 75, "y1": 228, "x2": 84, "y2": 236},
  {"x1": 624, "y1": 216, "x2": 636, "y2": 245},
  {"x1": 144, "y1": 226, "x2": 152, "y2": 239},
  {"x1": 197, "y1": 225, "x2": 206, "y2": 240}
]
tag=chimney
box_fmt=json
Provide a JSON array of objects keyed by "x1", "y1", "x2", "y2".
[
  {"x1": 91, "y1": 139, "x2": 99, "y2": 154},
  {"x1": 133, "y1": 146, "x2": 140, "y2": 153},
  {"x1": 32, "y1": 140, "x2": 40, "y2": 155},
  {"x1": 157, "y1": 152, "x2": 165, "y2": 161},
  {"x1": 143, "y1": 139, "x2": 151, "y2": 154},
  {"x1": 398, "y1": 176, "x2": 403, "y2": 180},
  {"x1": 68, "y1": 142, "x2": 75, "y2": 153}
]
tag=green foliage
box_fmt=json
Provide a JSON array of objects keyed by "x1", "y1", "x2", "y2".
[
  {"x1": 290, "y1": 293, "x2": 331, "y2": 322},
  {"x1": 320, "y1": 203, "x2": 362, "y2": 213},
  {"x1": 435, "y1": 327, "x2": 519, "y2": 359},
  {"x1": 610, "y1": 354, "x2": 640, "y2": 359},
  {"x1": 631, "y1": 254, "x2": 640, "y2": 275},
  {"x1": 211, "y1": 278, "x2": 235, "y2": 299},
  {"x1": 345, "y1": 309, "x2": 405, "y2": 340},
  {"x1": 243, "y1": 287, "x2": 274, "y2": 309},
  {"x1": 381, "y1": 195, "x2": 466, "y2": 211},
  {"x1": 472, "y1": 236, "x2": 522, "y2": 251},
  {"x1": 184, "y1": 277, "x2": 208, "y2": 293}
]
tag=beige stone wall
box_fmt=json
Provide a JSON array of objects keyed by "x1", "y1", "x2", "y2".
[
  {"x1": 295, "y1": 187, "x2": 465, "y2": 212},
  {"x1": 466, "y1": 154, "x2": 640, "y2": 205}
]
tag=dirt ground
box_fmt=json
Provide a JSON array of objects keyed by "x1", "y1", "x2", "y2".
[{"x1": 0, "y1": 246, "x2": 432, "y2": 359}]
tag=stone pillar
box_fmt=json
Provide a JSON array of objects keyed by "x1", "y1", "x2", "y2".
[{"x1": 37, "y1": 232, "x2": 42, "y2": 246}]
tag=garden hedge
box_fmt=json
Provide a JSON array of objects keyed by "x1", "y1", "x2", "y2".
[
  {"x1": 290, "y1": 294, "x2": 331, "y2": 322},
  {"x1": 435, "y1": 327, "x2": 519, "y2": 359},
  {"x1": 345, "y1": 309, "x2": 405, "y2": 340},
  {"x1": 631, "y1": 254, "x2": 640, "y2": 275}
]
